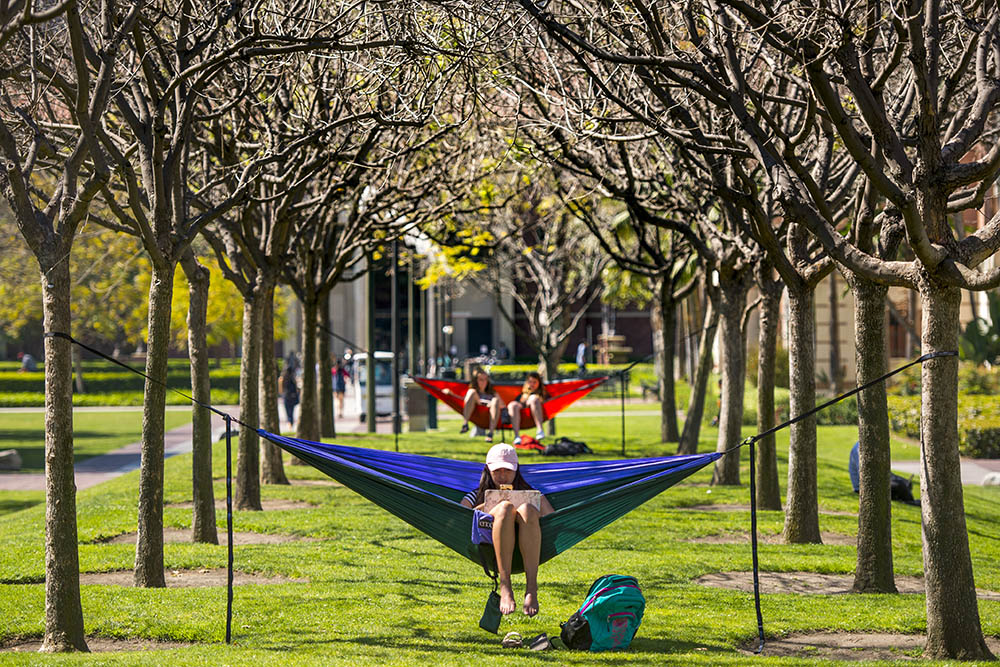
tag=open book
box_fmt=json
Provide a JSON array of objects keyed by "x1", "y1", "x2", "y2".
[{"x1": 483, "y1": 489, "x2": 541, "y2": 512}]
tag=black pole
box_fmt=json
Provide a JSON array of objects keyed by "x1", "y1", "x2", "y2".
[
  {"x1": 408, "y1": 255, "x2": 416, "y2": 377},
  {"x1": 392, "y1": 240, "x2": 400, "y2": 450},
  {"x1": 620, "y1": 368, "x2": 626, "y2": 456},
  {"x1": 749, "y1": 438, "x2": 765, "y2": 653},
  {"x1": 366, "y1": 258, "x2": 376, "y2": 433},
  {"x1": 225, "y1": 415, "x2": 234, "y2": 644}
]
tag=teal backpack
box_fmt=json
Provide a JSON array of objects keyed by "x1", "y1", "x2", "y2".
[{"x1": 560, "y1": 574, "x2": 645, "y2": 651}]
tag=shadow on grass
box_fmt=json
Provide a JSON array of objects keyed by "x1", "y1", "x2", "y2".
[
  {"x1": 255, "y1": 629, "x2": 723, "y2": 659},
  {"x1": 0, "y1": 498, "x2": 43, "y2": 515}
]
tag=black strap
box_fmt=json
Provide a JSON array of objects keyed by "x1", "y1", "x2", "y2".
[
  {"x1": 317, "y1": 323, "x2": 368, "y2": 355},
  {"x1": 43, "y1": 331, "x2": 253, "y2": 431},
  {"x1": 726, "y1": 349, "x2": 958, "y2": 454},
  {"x1": 723, "y1": 348, "x2": 956, "y2": 654},
  {"x1": 476, "y1": 543, "x2": 499, "y2": 593}
]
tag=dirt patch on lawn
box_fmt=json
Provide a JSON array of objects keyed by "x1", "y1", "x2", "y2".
[
  {"x1": 212, "y1": 477, "x2": 341, "y2": 487},
  {"x1": 1, "y1": 636, "x2": 194, "y2": 652},
  {"x1": 166, "y1": 498, "x2": 316, "y2": 511},
  {"x1": 79, "y1": 568, "x2": 307, "y2": 587},
  {"x1": 688, "y1": 531, "x2": 856, "y2": 546},
  {"x1": 682, "y1": 503, "x2": 855, "y2": 516},
  {"x1": 739, "y1": 632, "x2": 1000, "y2": 661},
  {"x1": 697, "y1": 571, "x2": 1000, "y2": 600},
  {"x1": 94, "y1": 528, "x2": 317, "y2": 546},
  {"x1": 290, "y1": 479, "x2": 341, "y2": 487}
]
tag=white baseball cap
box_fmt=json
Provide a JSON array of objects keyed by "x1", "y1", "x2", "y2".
[{"x1": 486, "y1": 443, "x2": 519, "y2": 471}]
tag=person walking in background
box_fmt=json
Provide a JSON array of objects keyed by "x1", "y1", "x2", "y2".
[
  {"x1": 496, "y1": 341, "x2": 510, "y2": 361},
  {"x1": 279, "y1": 364, "x2": 300, "y2": 430},
  {"x1": 333, "y1": 359, "x2": 350, "y2": 417},
  {"x1": 575, "y1": 341, "x2": 587, "y2": 374}
]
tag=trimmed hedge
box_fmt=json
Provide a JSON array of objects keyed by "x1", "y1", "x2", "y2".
[
  {"x1": 888, "y1": 394, "x2": 1000, "y2": 458},
  {"x1": 0, "y1": 359, "x2": 244, "y2": 407},
  {"x1": 0, "y1": 389, "x2": 240, "y2": 407}
]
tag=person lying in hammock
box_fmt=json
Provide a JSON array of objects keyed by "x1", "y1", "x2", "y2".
[
  {"x1": 508, "y1": 371, "x2": 548, "y2": 446},
  {"x1": 461, "y1": 444, "x2": 554, "y2": 617},
  {"x1": 457, "y1": 368, "x2": 506, "y2": 443}
]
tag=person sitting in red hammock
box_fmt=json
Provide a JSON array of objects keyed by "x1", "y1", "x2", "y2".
[
  {"x1": 509, "y1": 372, "x2": 548, "y2": 446},
  {"x1": 457, "y1": 368, "x2": 506, "y2": 443}
]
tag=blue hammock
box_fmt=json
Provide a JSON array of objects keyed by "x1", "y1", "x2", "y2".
[{"x1": 260, "y1": 431, "x2": 721, "y2": 568}]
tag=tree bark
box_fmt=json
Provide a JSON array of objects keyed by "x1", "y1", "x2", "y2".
[
  {"x1": 919, "y1": 284, "x2": 992, "y2": 660},
  {"x1": 72, "y1": 347, "x2": 85, "y2": 394},
  {"x1": 181, "y1": 253, "x2": 217, "y2": 544},
  {"x1": 755, "y1": 285, "x2": 782, "y2": 510},
  {"x1": 259, "y1": 282, "x2": 288, "y2": 485},
  {"x1": 653, "y1": 282, "x2": 680, "y2": 442},
  {"x1": 39, "y1": 253, "x2": 88, "y2": 652},
  {"x1": 711, "y1": 276, "x2": 749, "y2": 485},
  {"x1": 135, "y1": 261, "x2": 174, "y2": 587},
  {"x1": 298, "y1": 297, "x2": 320, "y2": 442},
  {"x1": 782, "y1": 287, "x2": 822, "y2": 543},
  {"x1": 319, "y1": 295, "x2": 335, "y2": 438},
  {"x1": 679, "y1": 292, "x2": 717, "y2": 455},
  {"x1": 847, "y1": 274, "x2": 894, "y2": 592},
  {"x1": 829, "y1": 271, "x2": 842, "y2": 393},
  {"x1": 235, "y1": 277, "x2": 265, "y2": 511}
]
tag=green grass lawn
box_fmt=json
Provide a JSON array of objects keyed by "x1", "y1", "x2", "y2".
[
  {"x1": 0, "y1": 412, "x2": 996, "y2": 665},
  {"x1": 0, "y1": 411, "x2": 190, "y2": 474}
]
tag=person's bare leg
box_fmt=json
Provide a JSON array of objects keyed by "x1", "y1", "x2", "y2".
[
  {"x1": 491, "y1": 501, "x2": 517, "y2": 614},
  {"x1": 488, "y1": 397, "x2": 503, "y2": 439},
  {"x1": 509, "y1": 401, "x2": 523, "y2": 439},
  {"x1": 528, "y1": 395, "x2": 545, "y2": 436},
  {"x1": 516, "y1": 503, "x2": 542, "y2": 616},
  {"x1": 462, "y1": 389, "x2": 478, "y2": 430}
]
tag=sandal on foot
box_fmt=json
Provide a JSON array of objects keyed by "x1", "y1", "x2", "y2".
[
  {"x1": 501, "y1": 631, "x2": 523, "y2": 648},
  {"x1": 485, "y1": 434, "x2": 493, "y2": 443},
  {"x1": 459, "y1": 423, "x2": 469, "y2": 434}
]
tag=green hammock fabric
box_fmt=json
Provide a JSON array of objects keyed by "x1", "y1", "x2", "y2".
[{"x1": 260, "y1": 430, "x2": 721, "y2": 571}]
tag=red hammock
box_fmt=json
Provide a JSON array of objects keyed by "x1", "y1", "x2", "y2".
[{"x1": 412, "y1": 376, "x2": 608, "y2": 430}]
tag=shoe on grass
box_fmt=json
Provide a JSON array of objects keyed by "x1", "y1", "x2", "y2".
[
  {"x1": 513, "y1": 436, "x2": 522, "y2": 445},
  {"x1": 535, "y1": 428, "x2": 546, "y2": 440},
  {"x1": 460, "y1": 423, "x2": 469, "y2": 434}
]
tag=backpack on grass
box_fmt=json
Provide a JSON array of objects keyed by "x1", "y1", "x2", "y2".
[{"x1": 560, "y1": 574, "x2": 645, "y2": 651}]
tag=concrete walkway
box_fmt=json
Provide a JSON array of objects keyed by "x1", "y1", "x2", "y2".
[
  {"x1": 0, "y1": 407, "x2": 239, "y2": 491},
  {"x1": 891, "y1": 458, "x2": 1000, "y2": 486}
]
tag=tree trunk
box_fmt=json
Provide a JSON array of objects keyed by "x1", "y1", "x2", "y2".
[
  {"x1": 848, "y1": 274, "x2": 894, "y2": 592},
  {"x1": 135, "y1": 261, "x2": 174, "y2": 587},
  {"x1": 540, "y1": 346, "x2": 564, "y2": 436},
  {"x1": 39, "y1": 253, "x2": 88, "y2": 652},
  {"x1": 298, "y1": 297, "x2": 320, "y2": 442},
  {"x1": 919, "y1": 284, "x2": 992, "y2": 660},
  {"x1": 711, "y1": 277, "x2": 748, "y2": 485},
  {"x1": 259, "y1": 281, "x2": 288, "y2": 485},
  {"x1": 755, "y1": 285, "x2": 782, "y2": 510},
  {"x1": 235, "y1": 277, "x2": 264, "y2": 511},
  {"x1": 653, "y1": 283, "x2": 680, "y2": 442},
  {"x1": 72, "y1": 346, "x2": 85, "y2": 394},
  {"x1": 319, "y1": 295, "x2": 335, "y2": 438},
  {"x1": 782, "y1": 287, "x2": 822, "y2": 543},
  {"x1": 829, "y1": 271, "x2": 842, "y2": 393},
  {"x1": 679, "y1": 292, "x2": 716, "y2": 455},
  {"x1": 181, "y1": 253, "x2": 217, "y2": 544}
]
